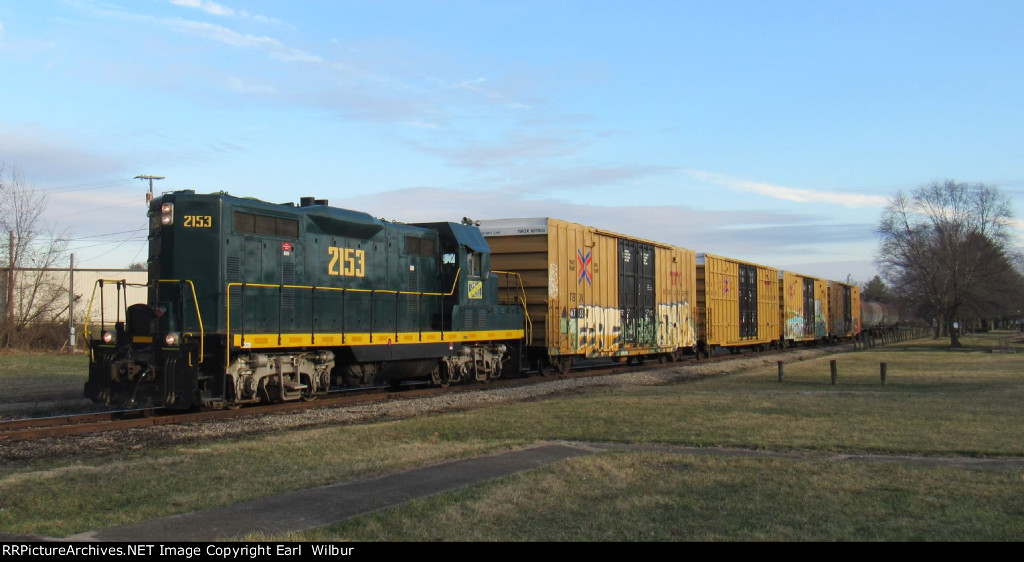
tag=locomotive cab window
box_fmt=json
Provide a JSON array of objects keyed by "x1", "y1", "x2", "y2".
[{"x1": 467, "y1": 250, "x2": 482, "y2": 277}]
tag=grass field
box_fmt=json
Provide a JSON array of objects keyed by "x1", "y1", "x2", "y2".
[
  {"x1": 0, "y1": 352, "x2": 91, "y2": 417},
  {"x1": 0, "y1": 352, "x2": 87, "y2": 393},
  {"x1": 0, "y1": 332, "x2": 1021, "y2": 540}
]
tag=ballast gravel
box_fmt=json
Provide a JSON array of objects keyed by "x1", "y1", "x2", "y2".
[{"x1": 1, "y1": 348, "x2": 839, "y2": 463}]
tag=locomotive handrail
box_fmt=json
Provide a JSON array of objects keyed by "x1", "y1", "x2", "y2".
[
  {"x1": 156, "y1": 279, "x2": 206, "y2": 364},
  {"x1": 491, "y1": 269, "x2": 533, "y2": 345},
  {"x1": 83, "y1": 279, "x2": 149, "y2": 343},
  {"x1": 82, "y1": 279, "x2": 204, "y2": 364},
  {"x1": 225, "y1": 269, "x2": 463, "y2": 370}
]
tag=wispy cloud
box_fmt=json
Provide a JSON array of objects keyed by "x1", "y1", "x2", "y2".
[
  {"x1": 225, "y1": 76, "x2": 276, "y2": 95},
  {"x1": 78, "y1": 2, "x2": 314, "y2": 63},
  {"x1": 162, "y1": 18, "x2": 321, "y2": 62},
  {"x1": 528, "y1": 165, "x2": 673, "y2": 189},
  {"x1": 170, "y1": 0, "x2": 234, "y2": 17},
  {"x1": 334, "y1": 185, "x2": 875, "y2": 259},
  {"x1": 169, "y1": 0, "x2": 283, "y2": 25},
  {"x1": 685, "y1": 170, "x2": 888, "y2": 209},
  {"x1": 408, "y1": 132, "x2": 583, "y2": 169},
  {"x1": 0, "y1": 124, "x2": 122, "y2": 182}
]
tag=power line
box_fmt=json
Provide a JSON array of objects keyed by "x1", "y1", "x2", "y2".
[
  {"x1": 38, "y1": 178, "x2": 139, "y2": 194},
  {"x1": 22, "y1": 227, "x2": 148, "y2": 243},
  {"x1": 74, "y1": 237, "x2": 147, "y2": 265}
]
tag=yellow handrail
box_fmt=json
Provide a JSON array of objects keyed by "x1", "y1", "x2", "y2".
[
  {"x1": 83, "y1": 279, "x2": 149, "y2": 341},
  {"x1": 82, "y1": 278, "x2": 205, "y2": 364},
  {"x1": 491, "y1": 270, "x2": 533, "y2": 344},
  {"x1": 225, "y1": 269, "x2": 462, "y2": 370},
  {"x1": 157, "y1": 279, "x2": 205, "y2": 364}
]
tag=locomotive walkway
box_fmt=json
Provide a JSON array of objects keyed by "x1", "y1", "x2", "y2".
[{"x1": 45, "y1": 441, "x2": 1024, "y2": 542}]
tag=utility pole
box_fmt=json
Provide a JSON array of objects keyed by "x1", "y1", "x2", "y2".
[
  {"x1": 7, "y1": 231, "x2": 13, "y2": 346},
  {"x1": 135, "y1": 175, "x2": 165, "y2": 204},
  {"x1": 68, "y1": 253, "x2": 75, "y2": 354}
]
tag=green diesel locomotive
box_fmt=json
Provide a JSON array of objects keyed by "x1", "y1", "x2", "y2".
[{"x1": 84, "y1": 191, "x2": 528, "y2": 409}]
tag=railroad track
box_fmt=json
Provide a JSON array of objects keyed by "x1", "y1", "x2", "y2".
[{"x1": 0, "y1": 344, "x2": 831, "y2": 444}]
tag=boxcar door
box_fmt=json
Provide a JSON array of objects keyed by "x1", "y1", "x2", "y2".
[
  {"x1": 618, "y1": 239, "x2": 637, "y2": 345},
  {"x1": 843, "y1": 285, "x2": 853, "y2": 336},
  {"x1": 803, "y1": 277, "x2": 815, "y2": 338},
  {"x1": 739, "y1": 264, "x2": 758, "y2": 339},
  {"x1": 637, "y1": 242, "x2": 656, "y2": 346}
]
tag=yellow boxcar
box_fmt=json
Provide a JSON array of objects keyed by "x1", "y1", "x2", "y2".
[
  {"x1": 828, "y1": 281, "x2": 862, "y2": 339},
  {"x1": 779, "y1": 271, "x2": 829, "y2": 346},
  {"x1": 697, "y1": 254, "x2": 779, "y2": 355},
  {"x1": 479, "y1": 218, "x2": 697, "y2": 371}
]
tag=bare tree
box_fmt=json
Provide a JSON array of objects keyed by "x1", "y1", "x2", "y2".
[
  {"x1": 877, "y1": 180, "x2": 1017, "y2": 346},
  {"x1": 0, "y1": 165, "x2": 71, "y2": 347}
]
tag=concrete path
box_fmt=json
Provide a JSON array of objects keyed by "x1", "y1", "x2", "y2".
[{"x1": 68, "y1": 442, "x2": 594, "y2": 542}]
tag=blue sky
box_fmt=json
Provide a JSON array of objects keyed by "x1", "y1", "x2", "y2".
[{"x1": 2, "y1": 0, "x2": 1022, "y2": 283}]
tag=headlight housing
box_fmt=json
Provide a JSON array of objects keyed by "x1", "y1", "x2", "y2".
[
  {"x1": 160, "y1": 203, "x2": 174, "y2": 226},
  {"x1": 164, "y1": 333, "x2": 181, "y2": 347},
  {"x1": 101, "y1": 330, "x2": 116, "y2": 344}
]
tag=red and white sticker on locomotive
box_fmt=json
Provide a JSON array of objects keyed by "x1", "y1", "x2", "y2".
[{"x1": 282, "y1": 242, "x2": 292, "y2": 256}]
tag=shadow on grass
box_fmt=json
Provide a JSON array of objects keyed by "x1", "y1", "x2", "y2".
[{"x1": 881, "y1": 334, "x2": 1022, "y2": 353}]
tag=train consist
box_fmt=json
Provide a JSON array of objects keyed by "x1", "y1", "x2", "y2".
[{"x1": 84, "y1": 191, "x2": 862, "y2": 410}]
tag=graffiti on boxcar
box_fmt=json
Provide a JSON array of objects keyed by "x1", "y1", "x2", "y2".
[
  {"x1": 560, "y1": 304, "x2": 622, "y2": 353},
  {"x1": 785, "y1": 313, "x2": 805, "y2": 340},
  {"x1": 558, "y1": 300, "x2": 695, "y2": 356},
  {"x1": 657, "y1": 301, "x2": 695, "y2": 348}
]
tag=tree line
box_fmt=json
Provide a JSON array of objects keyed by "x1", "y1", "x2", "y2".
[{"x1": 875, "y1": 179, "x2": 1024, "y2": 347}]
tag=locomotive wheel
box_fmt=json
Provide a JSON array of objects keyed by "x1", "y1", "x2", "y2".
[
  {"x1": 300, "y1": 374, "x2": 318, "y2": 401},
  {"x1": 434, "y1": 365, "x2": 452, "y2": 388}
]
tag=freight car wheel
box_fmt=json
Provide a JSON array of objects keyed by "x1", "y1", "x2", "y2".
[{"x1": 555, "y1": 357, "x2": 573, "y2": 376}]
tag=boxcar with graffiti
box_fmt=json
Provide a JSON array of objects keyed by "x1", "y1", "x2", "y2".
[
  {"x1": 779, "y1": 270, "x2": 829, "y2": 346},
  {"x1": 480, "y1": 218, "x2": 697, "y2": 373}
]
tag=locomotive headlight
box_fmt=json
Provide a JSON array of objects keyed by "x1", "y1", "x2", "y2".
[
  {"x1": 101, "y1": 331, "x2": 116, "y2": 344},
  {"x1": 164, "y1": 333, "x2": 180, "y2": 346},
  {"x1": 160, "y1": 203, "x2": 174, "y2": 226}
]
